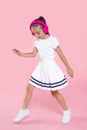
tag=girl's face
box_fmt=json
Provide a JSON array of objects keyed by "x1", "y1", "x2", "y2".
[{"x1": 31, "y1": 26, "x2": 45, "y2": 39}]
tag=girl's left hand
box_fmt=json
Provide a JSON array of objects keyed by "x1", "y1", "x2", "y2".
[
  {"x1": 12, "y1": 48, "x2": 21, "y2": 56},
  {"x1": 67, "y1": 67, "x2": 74, "y2": 78}
]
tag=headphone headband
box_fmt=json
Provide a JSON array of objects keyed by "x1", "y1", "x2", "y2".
[
  {"x1": 30, "y1": 20, "x2": 46, "y2": 29},
  {"x1": 30, "y1": 20, "x2": 49, "y2": 34}
]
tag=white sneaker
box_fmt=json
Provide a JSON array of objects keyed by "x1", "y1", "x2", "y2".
[
  {"x1": 62, "y1": 108, "x2": 71, "y2": 124},
  {"x1": 13, "y1": 108, "x2": 30, "y2": 123}
]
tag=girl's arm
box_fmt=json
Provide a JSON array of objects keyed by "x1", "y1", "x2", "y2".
[
  {"x1": 12, "y1": 47, "x2": 38, "y2": 57},
  {"x1": 56, "y1": 46, "x2": 74, "y2": 78}
]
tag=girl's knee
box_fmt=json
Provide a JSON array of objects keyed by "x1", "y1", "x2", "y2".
[
  {"x1": 26, "y1": 84, "x2": 35, "y2": 93},
  {"x1": 51, "y1": 90, "x2": 58, "y2": 96},
  {"x1": 50, "y1": 90, "x2": 60, "y2": 97}
]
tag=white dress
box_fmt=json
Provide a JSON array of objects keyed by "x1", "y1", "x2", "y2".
[{"x1": 29, "y1": 36, "x2": 68, "y2": 91}]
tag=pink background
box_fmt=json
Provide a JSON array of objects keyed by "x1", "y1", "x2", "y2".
[{"x1": 0, "y1": 0, "x2": 87, "y2": 129}]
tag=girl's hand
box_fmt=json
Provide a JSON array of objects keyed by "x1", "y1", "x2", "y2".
[
  {"x1": 67, "y1": 67, "x2": 74, "y2": 78},
  {"x1": 12, "y1": 49, "x2": 21, "y2": 56}
]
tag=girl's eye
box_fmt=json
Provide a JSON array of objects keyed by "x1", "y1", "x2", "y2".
[{"x1": 37, "y1": 32, "x2": 40, "y2": 34}]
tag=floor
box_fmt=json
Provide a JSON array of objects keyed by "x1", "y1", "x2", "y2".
[{"x1": 0, "y1": 79, "x2": 87, "y2": 130}]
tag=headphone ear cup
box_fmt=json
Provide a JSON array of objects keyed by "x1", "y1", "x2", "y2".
[{"x1": 43, "y1": 25, "x2": 48, "y2": 33}]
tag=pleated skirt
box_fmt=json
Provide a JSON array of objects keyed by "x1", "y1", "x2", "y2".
[{"x1": 29, "y1": 60, "x2": 68, "y2": 91}]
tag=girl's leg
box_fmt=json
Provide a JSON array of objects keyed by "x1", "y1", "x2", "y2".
[
  {"x1": 50, "y1": 90, "x2": 68, "y2": 111},
  {"x1": 22, "y1": 83, "x2": 35, "y2": 109},
  {"x1": 50, "y1": 90, "x2": 71, "y2": 123},
  {"x1": 14, "y1": 83, "x2": 35, "y2": 123}
]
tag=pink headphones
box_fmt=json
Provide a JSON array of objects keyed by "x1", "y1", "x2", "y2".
[{"x1": 30, "y1": 20, "x2": 49, "y2": 34}]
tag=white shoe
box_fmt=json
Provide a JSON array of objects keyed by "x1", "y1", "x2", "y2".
[
  {"x1": 62, "y1": 108, "x2": 71, "y2": 124},
  {"x1": 13, "y1": 108, "x2": 30, "y2": 123}
]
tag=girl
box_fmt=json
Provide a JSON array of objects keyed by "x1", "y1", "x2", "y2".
[{"x1": 12, "y1": 16, "x2": 74, "y2": 124}]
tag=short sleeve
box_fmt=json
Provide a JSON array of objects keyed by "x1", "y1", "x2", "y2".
[
  {"x1": 51, "y1": 37, "x2": 60, "y2": 49},
  {"x1": 33, "y1": 39, "x2": 39, "y2": 49}
]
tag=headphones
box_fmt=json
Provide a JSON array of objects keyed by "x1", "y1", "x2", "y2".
[{"x1": 30, "y1": 20, "x2": 49, "y2": 34}]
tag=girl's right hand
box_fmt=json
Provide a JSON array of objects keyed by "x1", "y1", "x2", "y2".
[
  {"x1": 12, "y1": 49, "x2": 21, "y2": 56},
  {"x1": 67, "y1": 67, "x2": 74, "y2": 78}
]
